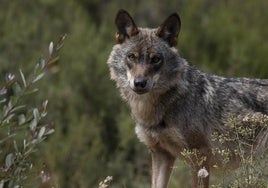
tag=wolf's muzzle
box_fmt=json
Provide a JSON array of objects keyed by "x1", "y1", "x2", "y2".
[
  {"x1": 134, "y1": 77, "x2": 147, "y2": 88},
  {"x1": 132, "y1": 77, "x2": 149, "y2": 94}
]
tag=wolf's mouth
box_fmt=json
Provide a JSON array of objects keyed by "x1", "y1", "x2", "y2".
[{"x1": 132, "y1": 88, "x2": 149, "y2": 95}]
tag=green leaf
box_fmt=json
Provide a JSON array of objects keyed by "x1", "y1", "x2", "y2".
[
  {"x1": 38, "y1": 127, "x2": 46, "y2": 139},
  {"x1": 34, "y1": 63, "x2": 40, "y2": 74},
  {"x1": 18, "y1": 114, "x2": 26, "y2": 125},
  {"x1": 14, "y1": 140, "x2": 18, "y2": 152},
  {"x1": 32, "y1": 73, "x2": 45, "y2": 83},
  {"x1": 5, "y1": 153, "x2": 14, "y2": 168},
  {"x1": 0, "y1": 180, "x2": 4, "y2": 188},
  {"x1": 0, "y1": 88, "x2": 7, "y2": 95},
  {"x1": 11, "y1": 105, "x2": 25, "y2": 113},
  {"x1": 30, "y1": 139, "x2": 38, "y2": 145},
  {"x1": 12, "y1": 82, "x2": 21, "y2": 96},
  {"x1": 19, "y1": 69, "x2": 27, "y2": 88},
  {"x1": 40, "y1": 58, "x2": 46, "y2": 69},
  {"x1": 0, "y1": 98, "x2": 6, "y2": 104},
  {"x1": 2, "y1": 105, "x2": 7, "y2": 114},
  {"x1": 47, "y1": 56, "x2": 59, "y2": 65},
  {"x1": 29, "y1": 118, "x2": 37, "y2": 131},
  {"x1": 24, "y1": 88, "x2": 39, "y2": 95},
  {"x1": 10, "y1": 96, "x2": 18, "y2": 107},
  {"x1": 41, "y1": 100, "x2": 48, "y2": 111},
  {"x1": 3, "y1": 113, "x2": 15, "y2": 123},
  {"x1": 33, "y1": 108, "x2": 40, "y2": 121},
  {"x1": 5, "y1": 79, "x2": 16, "y2": 88},
  {"x1": 23, "y1": 139, "x2": 27, "y2": 150},
  {"x1": 45, "y1": 128, "x2": 55, "y2": 135}
]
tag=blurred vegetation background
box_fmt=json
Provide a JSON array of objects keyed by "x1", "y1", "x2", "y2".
[{"x1": 0, "y1": 0, "x2": 267, "y2": 187}]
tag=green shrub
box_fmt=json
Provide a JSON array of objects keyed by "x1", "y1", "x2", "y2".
[
  {"x1": 211, "y1": 114, "x2": 268, "y2": 187},
  {"x1": 0, "y1": 35, "x2": 66, "y2": 188}
]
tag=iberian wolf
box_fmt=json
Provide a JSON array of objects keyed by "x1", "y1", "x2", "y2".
[{"x1": 107, "y1": 9, "x2": 268, "y2": 188}]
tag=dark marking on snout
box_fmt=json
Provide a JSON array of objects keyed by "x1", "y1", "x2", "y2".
[{"x1": 134, "y1": 77, "x2": 147, "y2": 89}]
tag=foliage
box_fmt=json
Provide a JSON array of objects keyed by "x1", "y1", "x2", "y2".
[
  {"x1": 176, "y1": 114, "x2": 268, "y2": 188},
  {"x1": 0, "y1": 0, "x2": 267, "y2": 187},
  {"x1": 0, "y1": 35, "x2": 66, "y2": 187},
  {"x1": 211, "y1": 114, "x2": 268, "y2": 187},
  {"x1": 98, "y1": 176, "x2": 113, "y2": 188}
]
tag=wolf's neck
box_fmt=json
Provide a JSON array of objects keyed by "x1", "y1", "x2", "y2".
[
  {"x1": 125, "y1": 91, "x2": 162, "y2": 126},
  {"x1": 122, "y1": 87, "x2": 178, "y2": 127}
]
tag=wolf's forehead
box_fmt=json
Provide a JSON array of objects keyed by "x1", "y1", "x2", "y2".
[
  {"x1": 139, "y1": 28, "x2": 157, "y2": 36},
  {"x1": 129, "y1": 28, "x2": 160, "y2": 52},
  {"x1": 138, "y1": 28, "x2": 157, "y2": 42}
]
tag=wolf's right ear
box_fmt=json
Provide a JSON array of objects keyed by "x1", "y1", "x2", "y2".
[
  {"x1": 115, "y1": 9, "x2": 139, "y2": 43},
  {"x1": 156, "y1": 13, "x2": 181, "y2": 47}
]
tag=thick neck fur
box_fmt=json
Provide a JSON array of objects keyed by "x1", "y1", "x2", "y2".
[
  {"x1": 120, "y1": 77, "x2": 182, "y2": 128},
  {"x1": 124, "y1": 91, "x2": 163, "y2": 127}
]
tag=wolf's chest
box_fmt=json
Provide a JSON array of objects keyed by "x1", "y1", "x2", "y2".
[
  {"x1": 129, "y1": 97, "x2": 164, "y2": 127},
  {"x1": 135, "y1": 124, "x2": 186, "y2": 157}
]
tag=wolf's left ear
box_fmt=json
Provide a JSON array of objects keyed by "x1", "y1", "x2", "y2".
[
  {"x1": 156, "y1": 13, "x2": 181, "y2": 47},
  {"x1": 115, "y1": 9, "x2": 139, "y2": 43}
]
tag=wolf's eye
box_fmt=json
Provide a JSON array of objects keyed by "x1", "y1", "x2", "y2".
[
  {"x1": 151, "y1": 56, "x2": 161, "y2": 64},
  {"x1": 127, "y1": 53, "x2": 136, "y2": 61}
]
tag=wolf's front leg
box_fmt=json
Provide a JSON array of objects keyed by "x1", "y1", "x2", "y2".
[{"x1": 151, "y1": 150, "x2": 175, "y2": 188}]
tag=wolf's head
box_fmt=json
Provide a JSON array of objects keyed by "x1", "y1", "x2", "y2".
[{"x1": 108, "y1": 10, "x2": 186, "y2": 97}]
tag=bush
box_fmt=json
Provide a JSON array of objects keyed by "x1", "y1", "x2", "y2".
[
  {"x1": 0, "y1": 35, "x2": 66, "y2": 188},
  {"x1": 211, "y1": 114, "x2": 268, "y2": 187}
]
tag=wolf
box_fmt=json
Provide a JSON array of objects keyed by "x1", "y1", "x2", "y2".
[{"x1": 107, "y1": 9, "x2": 268, "y2": 188}]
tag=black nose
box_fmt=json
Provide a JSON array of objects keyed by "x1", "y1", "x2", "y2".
[{"x1": 134, "y1": 77, "x2": 147, "y2": 89}]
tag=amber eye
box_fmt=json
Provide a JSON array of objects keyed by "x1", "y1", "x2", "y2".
[
  {"x1": 127, "y1": 53, "x2": 136, "y2": 61},
  {"x1": 151, "y1": 56, "x2": 161, "y2": 64}
]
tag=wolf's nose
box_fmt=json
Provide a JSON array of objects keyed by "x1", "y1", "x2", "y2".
[{"x1": 134, "y1": 77, "x2": 147, "y2": 89}]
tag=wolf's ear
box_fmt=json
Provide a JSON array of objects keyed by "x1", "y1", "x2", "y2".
[
  {"x1": 115, "y1": 9, "x2": 139, "y2": 43},
  {"x1": 156, "y1": 13, "x2": 181, "y2": 47}
]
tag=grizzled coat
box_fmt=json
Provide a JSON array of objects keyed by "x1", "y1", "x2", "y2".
[{"x1": 107, "y1": 9, "x2": 268, "y2": 188}]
